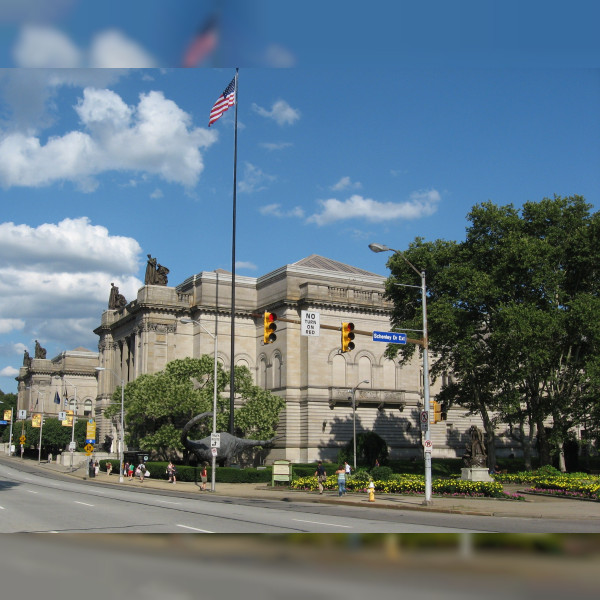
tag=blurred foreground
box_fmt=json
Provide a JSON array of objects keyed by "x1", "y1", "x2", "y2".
[{"x1": 1, "y1": 534, "x2": 598, "y2": 598}]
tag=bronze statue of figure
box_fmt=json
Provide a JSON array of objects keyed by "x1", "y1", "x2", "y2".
[
  {"x1": 156, "y1": 264, "x2": 169, "y2": 286},
  {"x1": 145, "y1": 254, "x2": 158, "y2": 285},
  {"x1": 145, "y1": 254, "x2": 169, "y2": 286},
  {"x1": 108, "y1": 283, "x2": 127, "y2": 309},
  {"x1": 23, "y1": 350, "x2": 32, "y2": 367},
  {"x1": 34, "y1": 340, "x2": 47, "y2": 359},
  {"x1": 462, "y1": 425, "x2": 487, "y2": 468},
  {"x1": 181, "y1": 412, "x2": 278, "y2": 466}
]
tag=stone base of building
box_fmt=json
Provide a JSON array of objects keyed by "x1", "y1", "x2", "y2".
[{"x1": 461, "y1": 467, "x2": 493, "y2": 482}]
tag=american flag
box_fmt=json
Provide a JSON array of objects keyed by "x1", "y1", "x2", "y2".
[
  {"x1": 182, "y1": 15, "x2": 218, "y2": 68},
  {"x1": 209, "y1": 76, "x2": 236, "y2": 127}
]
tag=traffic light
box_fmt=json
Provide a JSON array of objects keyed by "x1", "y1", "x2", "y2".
[
  {"x1": 263, "y1": 311, "x2": 277, "y2": 344},
  {"x1": 341, "y1": 322, "x2": 355, "y2": 352},
  {"x1": 431, "y1": 400, "x2": 444, "y2": 423}
]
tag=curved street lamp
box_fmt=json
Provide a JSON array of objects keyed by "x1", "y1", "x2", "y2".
[
  {"x1": 180, "y1": 317, "x2": 219, "y2": 493},
  {"x1": 95, "y1": 367, "x2": 125, "y2": 483},
  {"x1": 369, "y1": 242, "x2": 433, "y2": 505},
  {"x1": 351, "y1": 380, "x2": 369, "y2": 470}
]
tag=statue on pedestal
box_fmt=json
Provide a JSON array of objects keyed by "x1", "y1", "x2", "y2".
[
  {"x1": 145, "y1": 254, "x2": 169, "y2": 286},
  {"x1": 23, "y1": 350, "x2": 32, "y2": 368},
  {"x1": 462, "y1": 425, "x2": 487, "y2": 468},
  {"x1": 108, "y1": 283, "x2": 127, "y2": 309}
]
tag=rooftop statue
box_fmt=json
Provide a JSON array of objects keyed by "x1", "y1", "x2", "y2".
[
  {"x1": 34, "y1": 340, "x2": 47, "y2": 359},
  {"x1": 108, "y1": 283, "x2": 127, "y2": 309},
  {"x1": 145, "y1": 254, "x2": 169, "y2": 286}
]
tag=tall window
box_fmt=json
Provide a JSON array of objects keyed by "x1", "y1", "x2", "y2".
[{"x1": 84, "y1": 399, "x2": 93, "y2": 417}]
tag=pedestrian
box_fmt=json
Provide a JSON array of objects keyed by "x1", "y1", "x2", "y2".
[
  {"x1": 167, "y1": 461, "x2": 176, "y2": 484},
  {"x1": 374, "y1": 459, "x2": 380, "y2": 468},
  {"x1": 336, "y1": 465, "x2": 347, "y2": 496},
  {"x1": 128, "y1": 462, "x2": 134, "y2": 480},
  {"x1": 344, "y1": 461, "x2": 352, "y2": 478},
  {"x1": 94, "y1": 460, "x2": 99, "y2": 477},
  {"x1": 314, "y1": 460, "x2": 327, "y2": 495},
  {"x1": 106, "y1": 461, "x2": 112, "y2": 476},
  {"x1": 200, "y1": 463, "x2": 208, "y2": 491},
  {"x1": 137, "y1": 462, "x2": 146, "y2": 482}
]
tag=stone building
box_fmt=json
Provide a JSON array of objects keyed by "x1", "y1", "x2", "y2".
[{"x1": 17, "y1": 254, "x2": 510, "y2": 463}]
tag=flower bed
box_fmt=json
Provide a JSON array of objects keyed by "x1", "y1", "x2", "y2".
[{"x1": 289, "y1": 474, "x2": 522, "y2": 499}]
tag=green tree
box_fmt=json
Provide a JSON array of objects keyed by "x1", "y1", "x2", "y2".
[
  {"x1": 384, "y1": 196, "x2": 600, "y2": 469},
  {"x1": 104, "y1": 357, "x2": 284, "y2": 461}
]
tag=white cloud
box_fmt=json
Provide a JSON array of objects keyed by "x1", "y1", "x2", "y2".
[
  {"x1": 251, "y1": 100, "x2": 300, "y2": 126},
  {"x1": 307, "y1": 189, "x2": 441, "y2": 226},
  {"x1": 263, "y1": 44, "x2": 296, "y2": 68},
  {"x1": 0, "y1": 319, "x2": 25, "y2": 335},
  {"x1": 259, "y1": 204, "x2": 304, "y2": 219},
  {"x1": 238, "y1": 162, "x2": 276, "y2": 193},
  {"x1": 235, "y1": 261, "x2": 257, "y2": 271},
  {"x1": 12, "y1": 25, "x2": 82, "y2": 68},
  {"x1": 150, "y1": 188, "x2": 164, "y2": 199},
  {"x1": 0, "y1": 87, "x2": 218, "y2": 190},
  {"x1": 12, "y1": 24, "x2": 156, "y2": 68},
  {"x1": 0, "y1": 366, "x2": 19, "y2": 377},
  {"x1": 331, "y1": 176, "x2": 362, "y2": 192},
  {"x1": 0, "y1": 217, "x2": 144, "y2": 362},
  {"x1": 259, "y1": 142, "x2": 293, "y2": 151},
  {"x1": 88, "y1": 29, "x2": 157, "y2": 68}
]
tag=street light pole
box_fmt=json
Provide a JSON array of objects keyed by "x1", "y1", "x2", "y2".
[
  {"x1": 181, "y1": 317, "x2": 219, "y2": 493},
  {"x1": 37, "y1": 393, "x2": 45, "y2": 463},
  {"x1": 351, "y1": 380, "x2": 369, "y2": 470},
  {"x1": 61, "y1": 377, "x2": 78, "y2": 471},
  {"x1": 369, "y1": 242, "x2": 433, "y2": 504},
  {"x1": 95, "y1": 367, "x2": 125, "y2": 483}
]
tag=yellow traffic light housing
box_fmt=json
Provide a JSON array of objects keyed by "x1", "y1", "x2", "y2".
[
  {"x1": 341, "y1": 322, "x2": 355, "y2": 352},
  {"x1": 263, "y1": 311, "x2": 277, "y2": 344},
  {"x1": 431, "y1": 400, "x2": 443, "y2": 423}
]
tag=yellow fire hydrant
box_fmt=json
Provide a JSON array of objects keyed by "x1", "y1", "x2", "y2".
[{"x1": 368, "y1": 481, "x2": 375, "y2": 502}]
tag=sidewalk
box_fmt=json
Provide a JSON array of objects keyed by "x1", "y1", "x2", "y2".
[{"x1": 5, "y1": 456, "x2": 600, "y2": 520}]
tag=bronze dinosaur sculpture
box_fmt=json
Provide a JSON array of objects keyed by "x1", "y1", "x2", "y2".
[{"x1": 181, "y1": 411, "x2": 278, "y2": 465}]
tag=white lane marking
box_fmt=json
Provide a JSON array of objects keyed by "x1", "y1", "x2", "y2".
[
  {"x1": 0, "y1": 506, "x2": 4, "y2": 510},
  {"x1": 158, "y1": 500, "x2": 182, "y2": 505},
  {"x1": 74, "y1": 501, "x2": 95, "y2": 507},
  {"x1": 293, "y1": 519, "x2": 352, "y2": 528},
  {"x1": 176, "y1": 524, "x2": 213, "y2": 533},
  {"x1": 27, "y1": 490, "x2": 39, "y2": 494}
]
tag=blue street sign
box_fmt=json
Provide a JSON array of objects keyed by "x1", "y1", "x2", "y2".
[
  {"x1": 372, "y1": 331, "x2": 407, "y2": 344},
  {"x1": 85, "y1": 439, "x2": 95, "y2": 445},
  {"x1": 0, "y1": 420, "x2": 7, "y2": 425}
]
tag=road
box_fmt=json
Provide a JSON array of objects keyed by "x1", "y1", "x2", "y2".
[
  {"x1": 0, "y1": 461, "x2": 598, "y2": 533},
  {"x1": 0, "y1": 461, "x2": 481, "y2": 533}
]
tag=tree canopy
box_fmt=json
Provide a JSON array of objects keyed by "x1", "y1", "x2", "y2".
[
  {"x1": 383, "y1": 195, "x2": 600, "y2": 469},
  {"x1": 103, "y1": 356, "x2": 285, "y2": 461}
]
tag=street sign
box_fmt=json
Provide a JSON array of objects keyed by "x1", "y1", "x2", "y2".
[
  {"x1": 18, "y1": 409, "x2": 27, "y2": 420},
  {"x1": 301, "y1": 310, "x2": 320, "y2": 337},
  {"x1": 0, "y1": 421, "x2": 7, "y2": 425},
  {"x1": 86, "y1": 419, "x2": 96, "y2": 441},
  {"x1": 420, "y1": 411, "x2": 429, "y2": 424},
  {"x1": 211, "y1": 447, "x2": 217, "y2": 457},
  {"x1": 210, "y1": 433, "x2": 221, "y2": 448},
  {"x1": 424, "y1": 440, "x2": 433, "y2": 453},
  {"x1": 372, "y1": 331, "x2": 407, "y2": 344},
  {"x1": 19, "y1": 435, "x2": 26, "y2": 443},
  {"x1": 58, "y1": 411, "x2": 66, "y2": 421},
  {"x1": 69, "y1": 441, "x2": 76, "y2": 451}
]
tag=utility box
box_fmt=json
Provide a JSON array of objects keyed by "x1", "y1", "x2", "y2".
[{"x1": 271, "y1": 460, "x2": 292, "y2": 486}]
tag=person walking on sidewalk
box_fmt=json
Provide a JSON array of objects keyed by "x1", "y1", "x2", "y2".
[
  {"x1": 314, "y1": 461, "x2": 327, "y2": 495},
  {"x1": 200, "y1": 463, "x2": 208, "y2": 491},
  {"x1": 336, "y1": 465, "x2": 347, "y2": 496}
]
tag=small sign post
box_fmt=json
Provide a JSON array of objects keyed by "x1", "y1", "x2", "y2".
[{"x1": 210, "y1": 433, "x2": 221, "y2": 448}]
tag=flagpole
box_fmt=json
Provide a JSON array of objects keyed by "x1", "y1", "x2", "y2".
[{"x1": 229, "y1": 67, "x2": 239, "y2": 435}]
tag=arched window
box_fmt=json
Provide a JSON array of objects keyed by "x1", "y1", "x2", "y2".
[
  {"x1": 358, "y1": 355, "x2": 371, "y2": 384},
  {"x1": 84, "y1": 399, "x2": 93, "y2": 417},
  {"x1": 272, "y1": 354, "x2": 282, "y2": 388},
  {"x1": 332, "y1": 353, "x2": 346, "y2": 387},
  {"x1": 69, "y1": 398, "x2": 76, "y2": 412},
  {"x1": 382, "y1": 357, "x2": 395, "y2": 389},
  {"x1": 259, "y1": 356, "x2": 267, "y2": 389}
]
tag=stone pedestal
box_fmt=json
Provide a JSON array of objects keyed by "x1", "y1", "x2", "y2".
[{"x1": 461, "y1": 467, "x2": 493, "y2": 482}]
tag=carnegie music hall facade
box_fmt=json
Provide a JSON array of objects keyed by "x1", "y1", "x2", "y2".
[{"x1": 18, "y1": 255, "x2": 492, "y2": 463}]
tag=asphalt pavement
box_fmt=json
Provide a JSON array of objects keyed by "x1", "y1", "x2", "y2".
[{"x1": 3, "y1": 455, "x2": 600, "y2": 520}]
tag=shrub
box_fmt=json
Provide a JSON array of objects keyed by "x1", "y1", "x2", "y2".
[
  {"x1": 348, "y1": 468, "x2": 371, "y2": 484},
  {"x1": 370, "y1": 466, "x2": 393, "y2": 481}
]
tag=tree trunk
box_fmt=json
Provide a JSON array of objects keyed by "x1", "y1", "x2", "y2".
[
  {"x1": 557, "y1": 440, "x2": 566, "y2": 472},
  {"x1": 480, "y1": 405, "x2": 496, "y2": 470}
]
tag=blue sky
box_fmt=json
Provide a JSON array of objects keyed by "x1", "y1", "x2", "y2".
[{"x1": 0, "y1": 4, "x2": 598, "y2": 393}]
